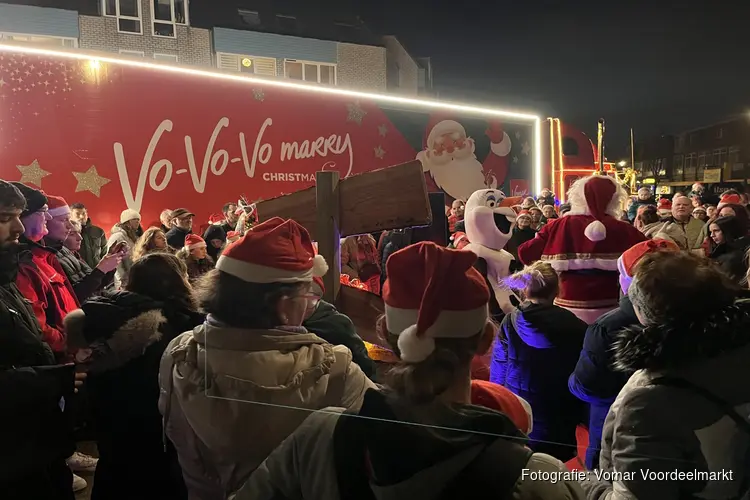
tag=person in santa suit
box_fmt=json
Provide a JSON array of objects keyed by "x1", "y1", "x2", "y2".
[
  {"x1": 517, "y1": 175, "x2": 647, "y2": 324},
  {"x1": 417, "y1": 115, "x2": 512, "y2": 204}
]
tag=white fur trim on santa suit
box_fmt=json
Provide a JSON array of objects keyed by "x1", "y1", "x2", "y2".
[
  {"x1": 543, "y1": 256, "x2": 619, "y2": 272},
  {"x1": 215, "y1": 253, "x2": 328, "y2": 283},
  {"x1": 489, "y1": 132, "x2": 512, "y2": 157},
  {"x1": 385, "y1": 304, "x2": 489, "y2": 343},
  {"x1": 48, "y1": 205, "x2": 71, "y2": 218},
  {"x1": 185, "y1": 241, "x2": 206, "y2": 251}
]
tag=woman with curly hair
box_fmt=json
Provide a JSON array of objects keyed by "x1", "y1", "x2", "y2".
[{"x1": 131, "y1": 227, "x2": 172, "y2": 262}]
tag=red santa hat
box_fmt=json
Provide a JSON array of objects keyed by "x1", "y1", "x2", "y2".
[
  {"x1": 572, "y1": 175, "x2": 619, "y2": 242},
  {"x1": 216, "y1": 217, "x2": 327, "y2": 283},
  {"x1": 718, "y1": 192, "x2": 742, "y2": 210},
  {"x1": 47, "y1": 195, "x2": 70, "y2": 218},
  {"x1": 184, "y1": 234, "x2": 206, "y2": 251},
  {"x1": 383, "y1": 241, "x2": 489, "y2": 363},
  {"x1": 657, "y1": 198, "x2": 672, "y2": 217},
  {"x1": 516, "y1": 210, "x2": 532, "y2": 221}
]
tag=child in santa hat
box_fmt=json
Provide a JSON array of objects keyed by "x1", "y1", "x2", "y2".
[
  {"x1": 159, "y1": 217, "x2": 375, "y2": 499},
  {"x1": 234, "y1": 242, "x2": 584, "y2": 500},
  {"x1": 176, "y1": 234, "x2": 214, "y2": 282}
]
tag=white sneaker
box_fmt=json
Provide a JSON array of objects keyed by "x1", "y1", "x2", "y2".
[
  {"x1": 67, "y1": 451, "x2": 99, "y2": 472},
  {"x1": 72, "y1": 473, "x2": 88, "y2": 492}
]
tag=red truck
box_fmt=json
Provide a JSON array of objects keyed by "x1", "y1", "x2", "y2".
[{"x1": 0, "y1": 43, "x2": 547, "y2": 232}]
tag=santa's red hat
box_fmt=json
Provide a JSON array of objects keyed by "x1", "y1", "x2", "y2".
[
  {"x1": 216, "y1": 217, "x2": 327, "y2": 283},
  {"x1": 383, "y1": 241, "x2": 489, "y2": 363},
  {"x1": 657, "y1": 198, "x2": 672, "y2": 210},
  {"x1": 718, "y1": 193, "x2": 742, "y2": 210},
  {"x1": 516, "y1": 210, "x2": 532, "y2": 221},
  {"x1": 570, "y1": 175, "x2": 621, "y2": 242},
  {"x1": 422, "y1": 113, "x2": 464, "y2": 150},
  {"x1": 47, "y1": 195, "x2": 70, "y2": 218},
  {"x1": 184, "y1": 234, "x2": 206, "y2": 251}
]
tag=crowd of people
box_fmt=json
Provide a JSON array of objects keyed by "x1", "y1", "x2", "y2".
[{"x1": 2, "y1": 175, "x2": 749, "y2": 500}]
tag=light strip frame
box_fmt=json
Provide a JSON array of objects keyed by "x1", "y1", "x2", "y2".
[{"x1": 0, "y1": 42, "x2": 544, "y2": 195}]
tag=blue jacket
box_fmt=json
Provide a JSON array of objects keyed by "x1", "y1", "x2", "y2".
[
  {"x1": 491, "y1": 301, "x2": 587, "y2": 461},
  {"x1": 568, "y1": 294, "x2": 637, "y2": 469}
]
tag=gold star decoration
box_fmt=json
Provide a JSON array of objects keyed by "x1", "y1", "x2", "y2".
[
  {"x1": 347, "y1": 102, "x2": 367, "y2": 125},
  {"x1": 374, "y1": 145, "x2": 386, "y2": 159},
  {"x1": 377, "y1": 124, "x2": 388, "y2": 137},
  {"x1": 72, "y1": 165, "x2": 110, "y2": 197},
  {"x1": 253, "y1": 88, "x2": 265, "y2": 101},
  {"x1": 17, "y1": 159, "x2": 51, "y2": 187}
]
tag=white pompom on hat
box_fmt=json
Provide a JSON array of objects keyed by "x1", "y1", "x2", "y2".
[
  {"x1": 383, "y1": 241, "x2": 490, "y2": 363},
  {"x1": 215, "y1": 216, "x2": 327, "y2": 283}
]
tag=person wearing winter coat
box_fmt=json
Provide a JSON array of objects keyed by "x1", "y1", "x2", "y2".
[
  {"x1": 11, "y1": 183, "x2": 80, "y2": 358},
  {"x1": 505, "y1": 210, "x2": 536, "y2": 260},
  {"x1": 70, "y1": 203, "x2": 108, "y2": 270},
  {"x1": 0, "y1": 181, "x2": 85, "y2": 500},
  {"x1": 107, "y1": 209, "x2": 141, "y2": 290},
  {"x1": 492, "y1": 261, "x2": 587, "y2": 461},
  {"x1": 581, "y1": 251, "x2": 750, "y2": 499},
  {"x1": 643, "y1": 195, "x2": 704, "y2": 250},
  {"x1": 304, "y1": 277, "x2": 376, "y2": 379},
  {"x1": 165, "y1": 208, "x2": 195, "y2": 249},
  {"x1": 176, "y1": 234, "x2": 214, "y2": 283},
  {"x1": 626, "y1": 187, "x2": 655, "y2": 222},
  {"x1": 43, "y1": 196, "x2": 121, "y2": 302},
  {"x1": 159, "y1": 217, "x2": 374, "y2": 499},
  {"x1": 568, "y1": 238, "x2": 681, "y2": 469},
  {"x1": 64, "y1": 253, "x2": 202, "y2": 500},
  {"x1": 233, "y1": 242, "x2": 584, "y2": 500},
  {"x1": 708, "y1": 215, "x2": 750, "y2": 282},
  {"x1": 202, "y1": 224, "x2": 226, "y2": 262}
]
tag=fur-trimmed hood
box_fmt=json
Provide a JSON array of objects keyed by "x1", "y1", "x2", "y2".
[
  {"x1": 64, "y1": 291, "x2": 167, "y2": 373},
  {"x1": 613, "y1": 298, "x2": 750, "y2": 372}
]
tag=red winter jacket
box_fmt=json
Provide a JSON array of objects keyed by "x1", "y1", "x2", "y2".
[{"x1": 16, "y1": 243, "x2": 80, "y2": 357}]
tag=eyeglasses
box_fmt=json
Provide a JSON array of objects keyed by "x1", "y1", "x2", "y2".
[{"x1": 290, "y1": 293, "x2": 322, "y2": 308}]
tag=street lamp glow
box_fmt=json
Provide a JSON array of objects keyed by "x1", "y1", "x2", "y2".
[{"x1": 618, "y1": 160, "x2": 627, "y2": 167}]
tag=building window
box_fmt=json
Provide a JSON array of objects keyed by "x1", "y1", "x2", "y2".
[
  {"x1": 152, "y1": 0, "x2": 188, "y2": 38},
  {"x1": 685, "y1": 153, "x2": 697, "y2": 169},
  {"x1": 284, "y1": 60, "x2": 336, "y2": 85},
  {"x1": 216, "y1": 52, "x2": 277, "y2": 76},
  {"x1": 673, "y1": 154, "x2": 683, "y2": 170},
  {"x1": 154, "y1": 53, "x2": 178, "y2": 63},
  {"x1": 716, "y1": 127, "x2": 724, "y2": 139},
  {"x1": 657, "y1": 158, "x2": 666, "y2": 177},
  {"x1": 238, "y1": 9, "x2": 260, "y2": 27},
  {"x1": 698, "y1": 153, "x2": 706, "y2": 168},
  {"x1": 0, "y1": 33, "x2": 78, "y2": 47},
  {"x1": 119, "y1": 49, "x2": 144, "y2": 57},
  {"x1": 713, "y1": 147, "x2": 728, "y2": 167},
  {"x1": 103, "y1": 0, "x2": 142, "y2": 34}
]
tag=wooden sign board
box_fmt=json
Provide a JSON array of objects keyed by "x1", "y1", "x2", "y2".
[
  {"x1": 335, "y1": 285, "x2": 384, "y2": 345},
  {"x1": 256, "y1": 160, "x2": 433, "y2": 240}
]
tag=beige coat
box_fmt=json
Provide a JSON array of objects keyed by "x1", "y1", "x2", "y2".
[
  {"x1": 158, "y1": 322, "x2": 375, "y2": 500},
  {"x1": 643, "y1": 216, "x2": 704, "y2": 250}
]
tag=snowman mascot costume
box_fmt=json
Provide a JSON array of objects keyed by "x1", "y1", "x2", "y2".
[{"x1": 462, "y1": 188, "x2": 523, "y2": 317}]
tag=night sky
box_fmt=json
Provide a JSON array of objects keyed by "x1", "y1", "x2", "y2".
[{"x1": 359, "y1": 1, "x2": 750, "y2": 156}]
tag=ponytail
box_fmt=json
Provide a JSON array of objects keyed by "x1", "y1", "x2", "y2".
[{"x1": 503, "y1": 261, "x2": 558, "y2": 301}]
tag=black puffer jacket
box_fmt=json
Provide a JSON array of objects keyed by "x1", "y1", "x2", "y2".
[
  {"x1": 65, "y1": 291, "x2": 204, "y2": 500},
  {"x1": 0, "y1": 245, "x2": 76, "y2": 491},
  {"x1": 46, "y1": 239, "x2": 112, "y2": 302},
  {"x1": 79, "y1": 219, "x2": 107, "y2": 270}
]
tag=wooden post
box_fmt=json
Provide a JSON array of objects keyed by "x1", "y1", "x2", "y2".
[{"x1": 315, "y1": 171, "x2": 340, "y2": 304}]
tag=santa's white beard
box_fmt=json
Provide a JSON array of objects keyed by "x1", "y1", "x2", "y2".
[{"x1": 428, "y1": 156, "x2": 490, "y2": 202}]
